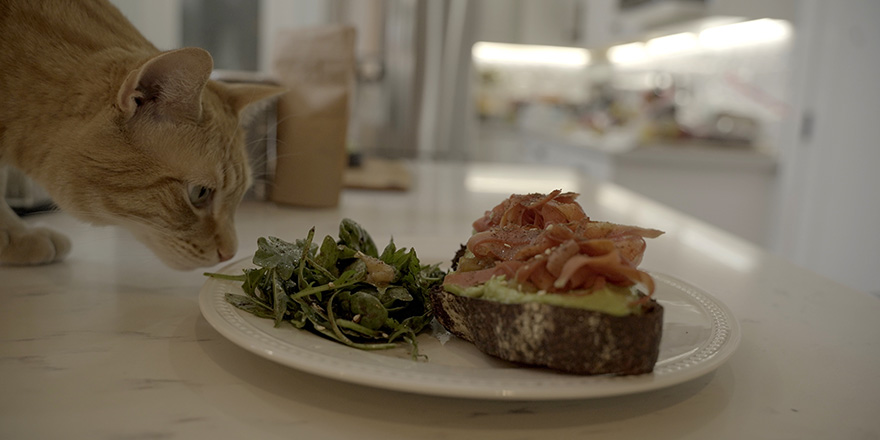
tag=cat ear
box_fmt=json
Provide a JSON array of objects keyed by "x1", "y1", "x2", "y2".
[
  {"x1": 220, "y1": 83, "x2": 287, "y2": 115},
  {"x1": 117, "y1": 47, "x2": 214, "y2": 121}
]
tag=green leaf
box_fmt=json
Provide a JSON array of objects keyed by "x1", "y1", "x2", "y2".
[
  {"x1": 335, "y1": 266, "x2": 366, "y2": 286},
  {"x1": 304, "y1": 257, "x2": 336, "y2": 286},
  {"x1": 314, "y1": 235, "x2": 341, "y2": 275},
  {"x1": 272, "y1": 271, "x2": 288, "y2": 327},
  {"x1": 378, "y1": 286, "x2": 413, "y2": 306},
  {"x1": 203, "y1": 272, "x2": 246, "y2": 282},
  {"x1": 379, "y1": 238, "x2": 399, "y2": 262},
  {"x1": 288, "y1": 308, "x2": 308, "y2": 329},
  {"x1": 295, "y1": 228, "x2": 317, "y2": 290},
  {"x1": 338, "y1": 218, "x2": 378, "y2": 257},
  {"x1": 335, "y1": 244, "x2": 359, "y2": 261},
  {"x1": 225, "y1": 293, "x2": 274, "y2": 319},
  {"x1": 241, "y1": 267, "x2": 270, "y2": 299},
  {"x1": 334, "y1": 319, "x2": 384, "y2": 338},
  {"x1": 400, "y1": 313, "x2": 432, "y2": 334},
  {"x1": 343, "y1": 259, "x2": 368, "y2": 281},
  {"x1": 348, "y1": 291, "x2": 389, "y2": 330},
  {"x1": 253, "y1": 236, "x2": 303, "y2": 280}
]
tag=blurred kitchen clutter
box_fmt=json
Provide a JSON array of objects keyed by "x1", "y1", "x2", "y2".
[{"x1": 472, "y1": 17, "x2": 792, "y2": 154}]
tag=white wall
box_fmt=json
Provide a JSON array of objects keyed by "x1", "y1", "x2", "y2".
[
  {"x1": 109, "y1": 0, "x2": 182, "y2": 50},
  {"x1": 772, "y1": 0, "x2": 880, "y2": 295},
  {"x1": 112, "y1": 0, "x2": 329, "y2": 72},
  {"x1": 259, "y1": 0, "x2": 329, "y2": 73}
]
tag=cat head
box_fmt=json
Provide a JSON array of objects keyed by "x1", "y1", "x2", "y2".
[{"x1": 79, "y1": 48, "x2": 283, "y2": 270}]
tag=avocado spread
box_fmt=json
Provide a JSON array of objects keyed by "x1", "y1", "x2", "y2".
[{"x1": 444, "y1": 275, "x2": 642, "y2": 317}]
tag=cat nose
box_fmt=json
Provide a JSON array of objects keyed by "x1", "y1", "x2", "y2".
[
  {"x1": 215, "y1": 228, "x2": 237, "y2": 263},
  {"x1": 217, "y1": 248, "x2": 234, "y2": 262}
]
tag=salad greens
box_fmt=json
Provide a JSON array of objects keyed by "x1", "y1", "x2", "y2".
[{"x1": 205, "y1": 219, "x2": 445, "y2": 359}]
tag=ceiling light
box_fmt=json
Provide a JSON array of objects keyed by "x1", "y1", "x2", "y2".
[
  {"x1": 472, "y1": 41, "x2": 590, "y2": 68},
  {"x1": 699, "y1": 18, "x2": 792, "y2": 49},
  {"x1": 608, "y1": 42, "x2": 647, "y2": 65},
  {"x1": 646, "y1": 32, "x2": 698, "y2": 56}
]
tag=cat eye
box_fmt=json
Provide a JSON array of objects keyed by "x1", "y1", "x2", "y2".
[{"x1": 187, "y1": 184, "x2": 214, "y2": 208}]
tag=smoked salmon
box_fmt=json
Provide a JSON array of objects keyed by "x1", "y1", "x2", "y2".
[{"x1": 448, "y1": 191, "x2": 664, "y2": 296}]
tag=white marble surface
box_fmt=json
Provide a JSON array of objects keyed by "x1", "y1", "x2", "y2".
[{"x1": 2, "y1": 161, "x2": 878, "y2": 440}]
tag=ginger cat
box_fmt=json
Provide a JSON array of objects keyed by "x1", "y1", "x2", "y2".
[{"x1": 0, "y1": 0, "x2": 284, "y2": 269}]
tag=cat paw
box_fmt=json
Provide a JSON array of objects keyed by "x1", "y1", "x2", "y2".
[{"x1": 0, "y1": 227, "x2": 72, "y2": 265}]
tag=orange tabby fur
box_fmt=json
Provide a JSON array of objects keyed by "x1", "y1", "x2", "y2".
[{"x1": 0, "y1": 0, "x2": 284, "y2": 269}]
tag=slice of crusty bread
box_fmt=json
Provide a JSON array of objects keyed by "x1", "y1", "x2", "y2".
[{"x1": 429, "y1": 286, "x2": 663, "y2": 375}]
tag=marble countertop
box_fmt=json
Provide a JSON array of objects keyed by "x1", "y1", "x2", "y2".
[{"x1": 2, "y1": 160, "x2": 877, "y2": 440}]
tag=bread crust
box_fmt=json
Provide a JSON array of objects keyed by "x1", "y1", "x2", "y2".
[{"x1": 429, "y1": 285, "x2": 663, "y2": 375}]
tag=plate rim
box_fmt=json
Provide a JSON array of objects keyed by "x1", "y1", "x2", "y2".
[{"x1": 199, "y1": 259, "x2": 741, "y2": 400}]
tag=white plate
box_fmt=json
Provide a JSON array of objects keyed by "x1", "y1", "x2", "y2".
[{"x1": 199, "y1": 259, "x2": 740, "y2": 400}]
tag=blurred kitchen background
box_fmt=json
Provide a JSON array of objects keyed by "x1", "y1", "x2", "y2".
[{"x1": 105, "y1": 0, "x2": 878, "y2": 295}]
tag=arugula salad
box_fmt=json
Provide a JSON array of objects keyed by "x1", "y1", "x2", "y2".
[{"x1": 205, "y1": 219, "x2": 445, "y2": 359}]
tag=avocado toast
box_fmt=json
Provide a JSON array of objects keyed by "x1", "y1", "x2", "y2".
[{"x1": 430, "y1": 191, "x2": 664, "y2": 375}]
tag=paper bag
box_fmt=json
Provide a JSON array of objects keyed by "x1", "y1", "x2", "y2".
[{"x1": 270, "y1": 25, "x2": 356, "y2": 207}]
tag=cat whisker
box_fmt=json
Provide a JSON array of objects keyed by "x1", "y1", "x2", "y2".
[
  {"x1": 271, "y1": 110, "x2": 314, "y2": 125},
  {"x1": 271, "y1": 150, "x2": 309, "y2": 161},
  {"x1": 43, "y1": 210, "x2": 171, "y2": 246},
  {"x1": 60, "y1": 207, "x2": 182, "y2": 240}
]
